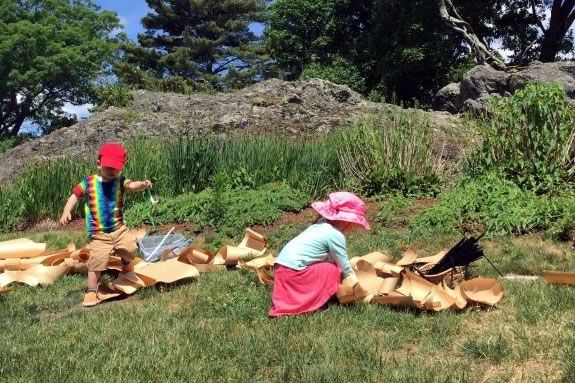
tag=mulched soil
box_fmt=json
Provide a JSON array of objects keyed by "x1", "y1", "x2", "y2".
[{"x1": 23, "y1": 199, "x2": 437, "y2": 237}]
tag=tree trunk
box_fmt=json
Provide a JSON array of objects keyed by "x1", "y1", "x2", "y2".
[
  {"x1": 437, "y1": 0, "x2": 506, "y2": 70},
  {"x1": 9, "y1": 114, "x2": 26, "y2": 136},
  {"x1": 539, "y1": 0, "x2": 575, "y2": 62}
]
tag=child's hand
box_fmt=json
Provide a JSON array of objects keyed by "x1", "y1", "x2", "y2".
[{"x1": 59, "y1": 212, "x2": 72, "y2": 225}]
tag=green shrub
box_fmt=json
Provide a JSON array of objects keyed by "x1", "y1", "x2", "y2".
[
  {"x1": 300, "y1": 56, "x2": 366, "y2": 93},
  {"x1": 125, "y1": 183, "x2": 309, "y2": 236},
  {"x1": 468, "y1": 83, "x2": 575, "y2": 194},
  {"x1": 0, "y1": 135, "x2": 26, "y2": 154},
  {"x1": 93, "y1": 83, "x2": 134, "y2": 111},
  {"x1": 337, "y1": 110, "x2": 443, "y2": 196},
  {"x1": 411, "y1": 173, "x2": 575, "y2": 239}
]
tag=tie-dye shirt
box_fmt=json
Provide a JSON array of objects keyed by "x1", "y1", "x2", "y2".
[{"x1": 72, "y1": 175, "x2": 130, "y2": 236}]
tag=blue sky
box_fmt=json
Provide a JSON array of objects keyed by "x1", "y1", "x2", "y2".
[{"x1": 93, "y1": 0, "x2": 265, "y2": 41}]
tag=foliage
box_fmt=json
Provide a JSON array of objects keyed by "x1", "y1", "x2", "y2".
[
  {"x1": 468, "y1": 83, "x2": 575, "y2": 194},
  {"x1": 92, "y1": 83, "x2": 134, "y2": 111},
  {"x1": 0, "y1": 118, "x2": 454, "y2": 232},
  {"x1": 115, "y1": 0, "x2": 267, "y2": 92},
  {"x1": 0, "y1": 187, "x2": 23, "y2": 231},
  {"x1": 337, "y1": 110, "x2": 443, "y2": 196},
  {"x1": 300, "y1": 56, "x2": 366, "y2": 93},
  {"x1": 0, "y1": 134, "x2": 26, "y2": 154},
  {"x1": 125, "y1": 183, "x2": 309, "y2": 236},
  {"x1": 265, "y1": 0, "x2": 374, "y2": 82},
  {"x1": 374, "y1": 193, "x2": 412, "y2": 226},
  {"x1": 0, "y1": 0, "x2": 123, "y2": 135},
  {"x1": 367, "y1": 0, "x2": 473, "y2": 104},
  {"x1": 411, "y1": 173, "x2": 575, "y2": 239}
]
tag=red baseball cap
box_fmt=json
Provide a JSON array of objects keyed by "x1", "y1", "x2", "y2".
[{"x1": 98, "y1": 143, "x2": 127, "y2": 170}]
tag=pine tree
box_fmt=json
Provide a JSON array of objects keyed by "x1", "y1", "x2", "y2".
[{"x1": 115, "y1": 0, "x2": 267, "y2": 92}]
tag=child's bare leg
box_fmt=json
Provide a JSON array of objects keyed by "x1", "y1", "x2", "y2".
[{"x1": 87, "y1": 271, "x2": 101, "y2": 290}]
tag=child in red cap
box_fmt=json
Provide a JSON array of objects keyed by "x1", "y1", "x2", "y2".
[
  {"x1": 269, "y1": 191, "x2": 370, "y2": 317},
  {"x1": 59, "y1": 143, "x2": 152, "y2": 307}
]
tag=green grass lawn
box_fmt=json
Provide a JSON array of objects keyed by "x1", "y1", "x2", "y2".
[{"x1": 1, "y1": 225, "x2": 575, "y2": 382}]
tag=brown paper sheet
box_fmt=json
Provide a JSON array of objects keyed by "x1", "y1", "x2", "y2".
[
  {"x1": 244, "y1": 245, "x2": 503, "y2": 312},
  {"x1": 350, "y1": 252, "x2": 394, "y2": 268},
  {"x1": 543, "y1": 270, "x2": 575, "y2": 285},
  {"x1": 213, "y1": 228, "x2": 267, "y2": 265},
  {"x1": 412, "y1": 251, "x2": 448, "y2": 265},
  {"x1": 0, "y1": 264, "x2": 70, "y2": 288},
  {"x1": 396, "y1": 248, "x2": 418, "y2": 266},
  {"x1": 135, "y1": 258, "x2": 199, "y2": 283},
  {"x1": 461, "y1": 278, "x2": 503, "y2": 306},
  {"x1": 0, "y1": 228, "x2": 266, "y2": 297},
  {"x1": 0, "y1": 238, "x2": 47, "y2": 259},
  {"x1": 238, "y1": 255, "x2": 275, "y2": 285}
]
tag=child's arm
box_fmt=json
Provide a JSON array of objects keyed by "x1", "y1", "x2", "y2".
[
  {"x1": 327, "y1": 231, "x2": 355, "y2": 278},
  {"x1": 125, "y1": 179, "x2": 152, "y2": 192},
  {"x1": 60, "y1": 194, "x2": 79, "y2": 225}
]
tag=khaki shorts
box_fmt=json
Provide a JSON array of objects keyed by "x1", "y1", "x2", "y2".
[{"x1": 87, "y1": 225, "x2": 138, "y2": 272}]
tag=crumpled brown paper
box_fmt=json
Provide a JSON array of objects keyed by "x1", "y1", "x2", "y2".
[
  {"x1": 0, "y1": 228, "x2": 268, "y2": 305},
  {"x1": 244, "y1": 248, "x2": 503, "y2": 312},
  {"x1": 0, "y1": 238, "x2": 47, "y2": 259},
  {"x1": 212, "y1": 229, "x2": 267, "y2": 265}
]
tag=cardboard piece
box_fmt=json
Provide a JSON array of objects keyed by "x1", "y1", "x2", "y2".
[
  {"x1": 543, "y1": 270, "x2": 575, "y2": 285},
  {"x1": 0, "y1": 238, "x2": 47, "y2": 259},
  {"x1": 0, "y1": 287, "x2": 10, "y2": 294}
]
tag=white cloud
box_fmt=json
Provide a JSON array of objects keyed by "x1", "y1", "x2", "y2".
[
  {"x1": 62, "y1": 103, "x2": 93, "y2": 119},
  {"x1": 119, "y1": 16, "x2": 129, "y2": 28},
  {"x1": 492, "y1": 38, "x2": 514, "y2": 61}
]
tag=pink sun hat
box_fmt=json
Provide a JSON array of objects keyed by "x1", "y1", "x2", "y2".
[{"x1": 311, "y1": 191, "x2": 370, "y2": 230}]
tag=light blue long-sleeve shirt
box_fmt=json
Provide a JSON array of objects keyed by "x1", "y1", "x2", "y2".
[{"x1": 275, "y1": 222, "x2": 354, "y2": 277}]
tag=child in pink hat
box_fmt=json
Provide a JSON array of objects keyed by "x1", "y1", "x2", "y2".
[{"x1": 269, "y1": 191, "x2": 370, "y2": 317}]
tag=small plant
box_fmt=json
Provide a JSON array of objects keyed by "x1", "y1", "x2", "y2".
[
  {"x1": 337, "y1": 110, "x2": 444, "y2": 196},
  {"x1": 375, "y1": 194, "x2": 412, "y2": 226},
  {"x1": 468, "y1": 83, "x2": 575, "y2": 194}
]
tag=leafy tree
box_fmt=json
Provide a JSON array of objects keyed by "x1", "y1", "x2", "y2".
[
  {"x1": 265, "y1": 0, "x2": 374, "y2": 81},
  {"x1": 115, "y1": 0, "x2": 267, "y2": 91},
  {"x1": 0, "y1": 0, "x2": 122, "y2": 136},
  {"x1": 370, "y1": 0, "x2": 472, "y2": 104}
]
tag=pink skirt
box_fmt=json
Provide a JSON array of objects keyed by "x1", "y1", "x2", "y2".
[{"x1": 269, "y1": 262, "x2": 341, "y2": 317}]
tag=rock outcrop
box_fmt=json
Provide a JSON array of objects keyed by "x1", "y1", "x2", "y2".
[
  {"x1": 433, "y1": 61, "x2": 575, "y2": 113},
  {"x1": 0, "y1": 78, "x2": 461, "y2": 183}
]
